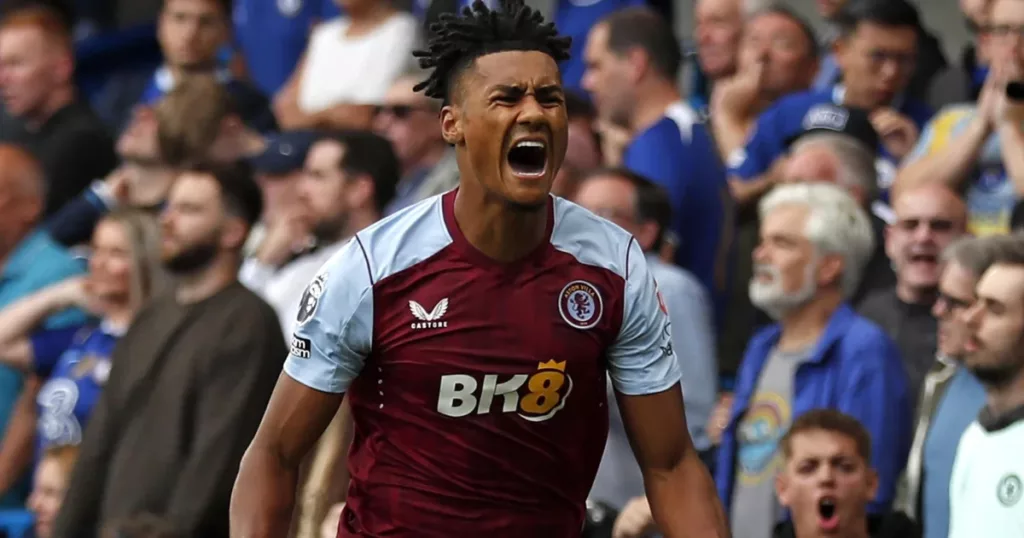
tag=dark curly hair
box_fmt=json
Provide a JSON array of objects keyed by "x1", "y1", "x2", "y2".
[{"x1": 412, "y1": 0, "x2": 571, "y2": 104}]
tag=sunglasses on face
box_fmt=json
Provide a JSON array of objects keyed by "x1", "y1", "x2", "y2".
[
  {"x1": 895, "y1": 218, "x2": 955, "y2": 232},
  {"x1": 374, "y1": 104, "x2": 433, "y2": 120}
]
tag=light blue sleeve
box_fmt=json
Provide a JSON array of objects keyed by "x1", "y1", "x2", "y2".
[
  {"x1": 607, "y1": 241, "x2": 683, "y2": 396},
  {"x1": 904, "y1": 115, "x2": 939, "y2": 164},
  {"x1": 283, "y1": 238, "x2": 373, "y2": 394},
  {"x1": 657, "y1": 267, "x2": 718, "y2": 450}
]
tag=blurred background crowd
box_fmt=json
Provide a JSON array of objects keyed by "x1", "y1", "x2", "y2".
[{"x1": 0, "y1": 0, "x2": 1022, "y2": 537}]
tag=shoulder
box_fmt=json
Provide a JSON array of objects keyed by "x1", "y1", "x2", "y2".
[
  {"x1": 856, "y1": 289, "x2": 896, "y2": 316},
  {"x1": 31, "y1": 233, "x2": 84, "y2": 277},
  {"x1": 647, "y1": 258, "x2": 706, "y2": 298},
  {"x1": 838, "y1": 313, "x2": 900, "y2": 359},
  {"x1": 309, "y1": 17, "x2": 346, "y2": 41},
  {"x1": 902, "y1": 99, "x2": 936, "y2": 125},
  {"x1": 220, "y1": 284, "x2": 282, "y2": 327},
  {"x1": 550, "y1": 196, "x2": 637, "y2": 280},
  {"x1": 771, "y1": 89, "x2": 829, "y2": 114},
  {"x1": 384, "y1": 11, "x2": 419, "y2": 32},
  {"x1": 350, "y1": 194, "x2": 453, "y2": 286}
]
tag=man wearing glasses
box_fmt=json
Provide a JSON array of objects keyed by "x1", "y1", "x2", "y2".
[
  {"x1": 727, "y1": 0, "x2": 931, "y2": 213},
  {"x1": 897, "y1": 0, "x2": 1024, "y2": 237},
  {"x1": 893, "y1": 236, "x2": 989, "y2": 538},
  {"x1": 373, "y1": 73, "x2": 459, "y2": 216},
  {"x1": 858, "y1": 184, "x2": 968, "y2": 404}
]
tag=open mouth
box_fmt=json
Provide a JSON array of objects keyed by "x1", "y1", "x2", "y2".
[
  {"x1": 909, "y1": 253, "x2": 938, "y2": 264},
  {"x1": 818, "y1": 497, "x2": 839, "y2": 531},
  {"x1": 506, "y1": 140, "x2": 548, "y2": 178}
]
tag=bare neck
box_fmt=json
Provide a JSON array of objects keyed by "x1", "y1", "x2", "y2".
[
  {"x1": 777, "y1": 291, "x2": 844, "y2": 352},
  {"x1": 986, "y1": 369, "x2": 1024, "y2": 416},
  {"x1": 341, "y1": 209, "x2": 379, "y2": 241},
  {"x1": 25, "y1": 86, "x2": 74, "y2": 130},
  {"x1": 102, "y1": 303, "x2": 136, "y2": 332},
  {"x1": 629, "y1": 81, "x2": 682, "y2": 136},
  {"x1": 453, "y1": 183, "x2": 547, "y2": 263},
  {"x1": 174, "y1": 254, "x2": 239, "y2": 305},
  {"x1": 346, "y1": 4, "x2": 395, "y2": 34}
]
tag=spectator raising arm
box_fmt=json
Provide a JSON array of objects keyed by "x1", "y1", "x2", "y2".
[
  {"x1": 894, "y1": 70, "x2": 1003, "y2": 196},
  {"x1": 0, "y1": 278, "x2": 92, "y2": 371}
]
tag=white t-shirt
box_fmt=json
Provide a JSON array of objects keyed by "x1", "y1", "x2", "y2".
[
  {"x1": 297, "y1": 12, "x2": 419, "y2": 113},
  {"x1": 949, "y1": 416, "x2": 1024, "y2": 538}
]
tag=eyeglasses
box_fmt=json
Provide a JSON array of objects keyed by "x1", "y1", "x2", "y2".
[
  {"x1": 936, "y1": 291, "x2": 973, "y2": 312},
  {"x1": 373, "y1": 104, "x2": 434, "y2": 120},
  {"x1": 981, "y1": 24, "x2": 1024, "y2": 40},
  {"x1": 894, "y1": 218, "x2": 956, "y2": 232}
]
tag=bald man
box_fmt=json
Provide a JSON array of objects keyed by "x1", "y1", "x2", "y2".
[
  {"x1": 0, "y1": 5, "x2": 116, "y2": 216},
  {"x1": 0, "y1": 144, "x2": 86, "y2": 507},
  {"x1": 859, "y1": 184, "x2": 969, "y2": 401},
  {"x1": 373, "y1": 73, "x2": 458, "y2": 216}
]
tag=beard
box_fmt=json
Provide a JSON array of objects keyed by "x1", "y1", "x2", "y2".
[
  {"x1": 163, "y1": 238, "x2": 219, "y2": 275},
  {"x1": 968, "y1": 352, "x2": 1024, "y2": 389},
  {"x1": 311, "y1": 214, "x2": 347, "y2": 245},
  {"x1": 749, "y1": 261, "x2": 818, "y2": 321}
]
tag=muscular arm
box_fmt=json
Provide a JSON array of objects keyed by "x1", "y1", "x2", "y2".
[
  {"x1": 617, "y1": 386, "x2": 729, "y2": 538},
  {"x1": 231, "y1": 375, "x2": 343, "y2": 538}
]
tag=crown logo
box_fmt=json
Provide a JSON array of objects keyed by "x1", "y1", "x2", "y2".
[{"x1": 537, "y1": 360, "x2": 566, "y2": 372}]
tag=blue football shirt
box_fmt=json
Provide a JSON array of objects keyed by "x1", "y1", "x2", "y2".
[{"x1": 623, "y1": 102, "x2": 732, "y2": 322}]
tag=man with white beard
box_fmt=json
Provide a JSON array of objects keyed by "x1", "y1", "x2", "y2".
[{"x1": 715, "y1": 183, "x2": 912, "y2": 538}]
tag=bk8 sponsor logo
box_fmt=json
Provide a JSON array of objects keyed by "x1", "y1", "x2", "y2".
[{"x1": 436, "y1": 360, "x2": 573, "y2": 422}]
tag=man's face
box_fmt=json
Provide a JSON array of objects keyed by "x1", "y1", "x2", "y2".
[
  {"x1": 934, "y1": 261, "x2": 980, "y2": 359},
  {"x1": 816, "y1": 0, "x2": 850, "y2": 20},
  {"x1": 695, "y1": 0, "x2": 742, "y2": 80},
  {"x1": 552, "y1": 117, "x2": 601, "y2": 199},
  {"x1": 373, "y1": 78, "x2": 443, "y2": 172},
  {"x1": 298, "y1": 140, "x2": 353, "y2": 240},
  {"x1": 160, "y1": 172, "x2": 227, "y2": 274},
  {"x1": 444, "y1": 50, "x2": 568, "y2": 210},
  {"x1": 885, "y1": 187, "x2": 966, "y2": 299},
  {"x1": 574, "y1": 175, "x2": 639, "y2": 234},
  {"x1": 835, "y1": 22, "x2": 918, "y2": 109},
  {"x1": 0, "y1": 27, "x2": 66, "y2": 118},
  {"x1": 739, "y1": 13, "x2": 818, "y2": 99},
  {"x1": 582, "y1": 23, "x2": 635, "y2": 127},
  {"x1": 782, "y1": 144, "x2": 841, "y2": 182},
  {"x1": 988, "y1": 0, "x2": 1024, "y2": 77},
  {"x1": 963, "y1": 263, "x2": 1024, "y2": 386},
  {"x1": 776, "y1": 430, "x2": 878, "y2": 538},
  {"x1": 158, "y1": 0, "x2": 227, "y2": 70},
  {"x1": 751, "y1": 205, "x2": 827, "y2": 319}
]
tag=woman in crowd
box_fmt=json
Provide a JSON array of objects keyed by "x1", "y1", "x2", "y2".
[
  {"x1": 26, "y1": 444, "x2": 77, "y2": 538},
  {"x1": 273, "y1": 0, "x2": 419, "y2": 130},
  {"x1": 0, "y1": 210, "x2": 168, "y2": 451}
]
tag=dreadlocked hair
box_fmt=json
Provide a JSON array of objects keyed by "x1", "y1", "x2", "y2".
[{"x1": 412, "y1": 0, "x2": 572, "y2": 103}]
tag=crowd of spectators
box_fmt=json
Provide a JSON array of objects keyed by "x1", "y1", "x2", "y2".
[{"x1": 0, "y1": 0, "x2": 1020, "y2": 537}]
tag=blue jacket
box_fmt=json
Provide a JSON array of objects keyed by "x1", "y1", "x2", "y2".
[{"x1": 715, "y1": 304, "x2": 912, "y2": 515}]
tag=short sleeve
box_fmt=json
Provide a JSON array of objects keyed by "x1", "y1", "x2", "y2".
[
  {"x1": 607, "y1": 239, "x2": 682, "y2": 396},
  {"x1": 727, "y1": 107, "x2": 784, "y2": 179},
  {"x1": 30, "y1": 326, "x2": 84, "y2": 377},
  {"x1": 283, "y1": 238, "x2": 374, "y2": 394},
  {"x1": 904, "y1": 115, "x2": 940, "y2": 164}
]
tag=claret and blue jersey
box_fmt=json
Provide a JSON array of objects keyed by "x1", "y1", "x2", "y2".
[{"x1": 285, "y1": 190, "x2": 680, "y2": 537}]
